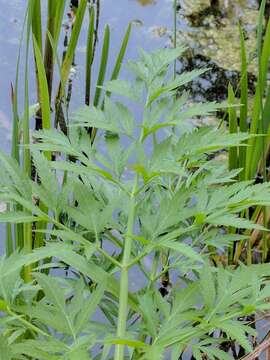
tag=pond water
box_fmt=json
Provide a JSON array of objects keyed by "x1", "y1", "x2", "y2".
[
  {"x1": 0, "y1": 0, "x2": 173, "y2": 153},
  {"x1": 0, "y1": 0, "x2": 264, "y2": 152}
]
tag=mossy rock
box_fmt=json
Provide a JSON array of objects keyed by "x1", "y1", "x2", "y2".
[
  {"x1": 177, "y1": 1, "x2": 258, "y2": 73},
  {"x1": 179, "y1": 0, "x2": 210, "y2": 15}
]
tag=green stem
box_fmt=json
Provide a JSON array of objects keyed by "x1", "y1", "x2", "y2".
[
  {"x1": 23, "y1": 0, "x2": 34, "y2": 282},
  {"x1": 7, "y1": 307, "x2": 50, "y2": 338},
  {"x1": 114, "y1": 176, "x2": 138, "y2": 360}
]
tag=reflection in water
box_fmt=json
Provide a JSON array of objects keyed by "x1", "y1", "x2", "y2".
[
  {"x1": 174, "y1": 0, "x2": 259, "y2": 105},
  {"x1": 136, "y1": 0, "x2": 156, "y2": 6}
]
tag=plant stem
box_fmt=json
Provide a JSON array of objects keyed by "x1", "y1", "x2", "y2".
[
  {"x1": 114, "y1": 176, "x2": 138, "y2": 360},
  {"x1": 23, "y1": 0, "x2": 34, "y2": 283}
]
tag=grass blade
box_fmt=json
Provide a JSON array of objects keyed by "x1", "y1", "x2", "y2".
[
  {"x1": 239, "y1": 24, "x2": 248, "y2": 179},
  {"x1": 43, "y1": 0, "x2": 58, "y2": 101},
  {"x1": 110, "y1": 23, "x2": 131, "y2": 82},
  {"x1": 23, "y1": 0, "x2": 35, "y2": 282},
  {"x1": 85, "y1": 5, "x2": 95, "y2": 106},
  {"x1": 93, "y1": 24, "x2": 110, "y2": 107},
  {"x1": 245, "y1": 9, "x2": 270, "y2": 179},
  {"x1": 228, "y1": 84, "x2": 238, "y2": 171},
  {"x1": 54, "y1": 0, "x2": 66, "y2": 47},
  {"x1": 60, "y1": 0, "x2": 87, "y2": 85},
  {"x1": 33, "y1": 37, "x2": 51, "y2": 133}
]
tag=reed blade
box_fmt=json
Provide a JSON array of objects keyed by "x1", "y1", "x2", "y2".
[
  {"x1": 245, "y1": 7, "x2": 270, "y2": 179},
  {"x1": 43, "y1": 0, "x2": 57, "y2": 101},
  {"x1": 23, "y1": 0, "x2": 35, "y2": 282},
  {"x1": 93, "y1": 24, "x2": 110, "y2": 107},
  {"x1": 55, "y1": 0, "x2": 87, "y2": 133},
  {"x1": 31, "y1": 0, "x2": 42, "y2": 51},
  {"x1": 110, "y1": 22, "x2": 132, "y2": 82},
  {"x1": 60, "y1": 0, "x2": 87, "y2": 85},
  {"x1": 54, "y1": 0, "x2": 66, "y2": 47},
  {"x1": 228, "y1": 84, "x2": 238, "y2": 171},
  {"x1": 33, "y1": 37, "x2": 52, "y2": 135},
  {"x1": 238, "y1": 25, "x2": 248, "y2": 179},
  {"x1": 85, "y1": 5, "x2": 95, "y2": 106}
]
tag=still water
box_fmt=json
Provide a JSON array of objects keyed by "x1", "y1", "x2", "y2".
[
  {"x1": 0, "y1": 0, "x2": 173, "y2": 152},
  {"x1": 0, "y1": 0, "x2": 264, "y2": 152}
]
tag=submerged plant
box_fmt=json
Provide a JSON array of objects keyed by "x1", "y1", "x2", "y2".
[{"x1": 1, "y1": 48, "x2": 270, "y2": 359}]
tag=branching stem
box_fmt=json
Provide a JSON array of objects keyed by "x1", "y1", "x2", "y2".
[{"x1": 114, "y1": 176, "x2": 138, "y2": 360}]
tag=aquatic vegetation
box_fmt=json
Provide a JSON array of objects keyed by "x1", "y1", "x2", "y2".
[
  {"x1": 227, "y1": 0, "x2": 270, "y2": 264},
  {"x1": 2, "y1": 1, "x2": 270, "y2": 359},
  {"x1": 7, "y1": 0, "x2": 131, "y2": 268},
  {"x1": 1, "y1": 46, "x2": 270, "y2": 359}
]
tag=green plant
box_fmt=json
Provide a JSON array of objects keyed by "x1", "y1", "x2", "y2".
[
  {"x1": 1, "y1": 48, "x2": 270, "y2": 359},
  {"x1": 8, "y1": 0, "x2": 131, "y2": 264},
  {"x1": 227, "y1": 0, "x2": 270, "y2": 264}
]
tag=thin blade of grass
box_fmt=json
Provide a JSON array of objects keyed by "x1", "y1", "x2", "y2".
[
  {"x1": 85, "y1": 5, "x2": 95, "y2": 106},
  {"x1": 23, "y1": 0, "x2": 35, "y2": 282},
  {"x1": 43, "y1": 0, "x2": 58, "y2": 101},
  {"x1": 32, "y1": 36, "x2": 52, "y2": 250},
  {"x1": 104, "y1": 22, "x2": 132, "y2": 102},
  {"x1": 10, "y1": 9, "x2": 29, "y2": 251},
  {"x1": 110, "y1": 22, "x2": 131, "y2": 82},
  {"x1": 31, "y1": 0, "x2": 43, "y2": 132},
  {"x1": 245, "y1": 7, "x2": 270, "y2": 179},
  {"x1": 55, "y1": 0, "x2": 87, "y2": 133},
  {"x1": 239, "y1": 24, "x2": 248, "y2": 179},
  {"x1": 257, "y1": 0, "x2": 266, "y2": 63},
  {"x1": 173, "y1": 0, "x2": 177, "y2": 78},
  {"x1": 54, "y1": 0, "x2": 66, "y2": 47},
  {"x1": 228, "y1": 84, "x2": 238, "y2": 171},
  {"x1": 33, "y1": 37, "x2": 52, "y2": 134},
  {"x1": 47, "y1": 31, "x2": 69, "y2": 120},
  {"x1": 60, "y1": 0, "x2": 87, "y2": 84},
  {"x1": 31, "y1": 0, "x2": 42, "y2": 51},
  {"x1": 93, "y1": 24, "x2": 110, "y2": 107},
  {"x1": 91, "y1": 24, "x2": 110, "y2": 141}
]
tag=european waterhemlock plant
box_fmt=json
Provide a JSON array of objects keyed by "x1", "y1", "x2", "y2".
[
  {"x1": 1, "y1": 48, "x2": 270, "y2": 359},
  {"x1": 8, "y1": 0, "x2": 131, "y2": 263}
]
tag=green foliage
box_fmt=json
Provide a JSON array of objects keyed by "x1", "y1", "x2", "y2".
[
  {"x1": 2, "y1": 47, "x2": 270, "y2": 359},
  {"x1": 9, "y1": 1, "x2": 132, "y2": 270},
  {"x1": 227, "y1": 1, "x2": 270, "y2": 263}
]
